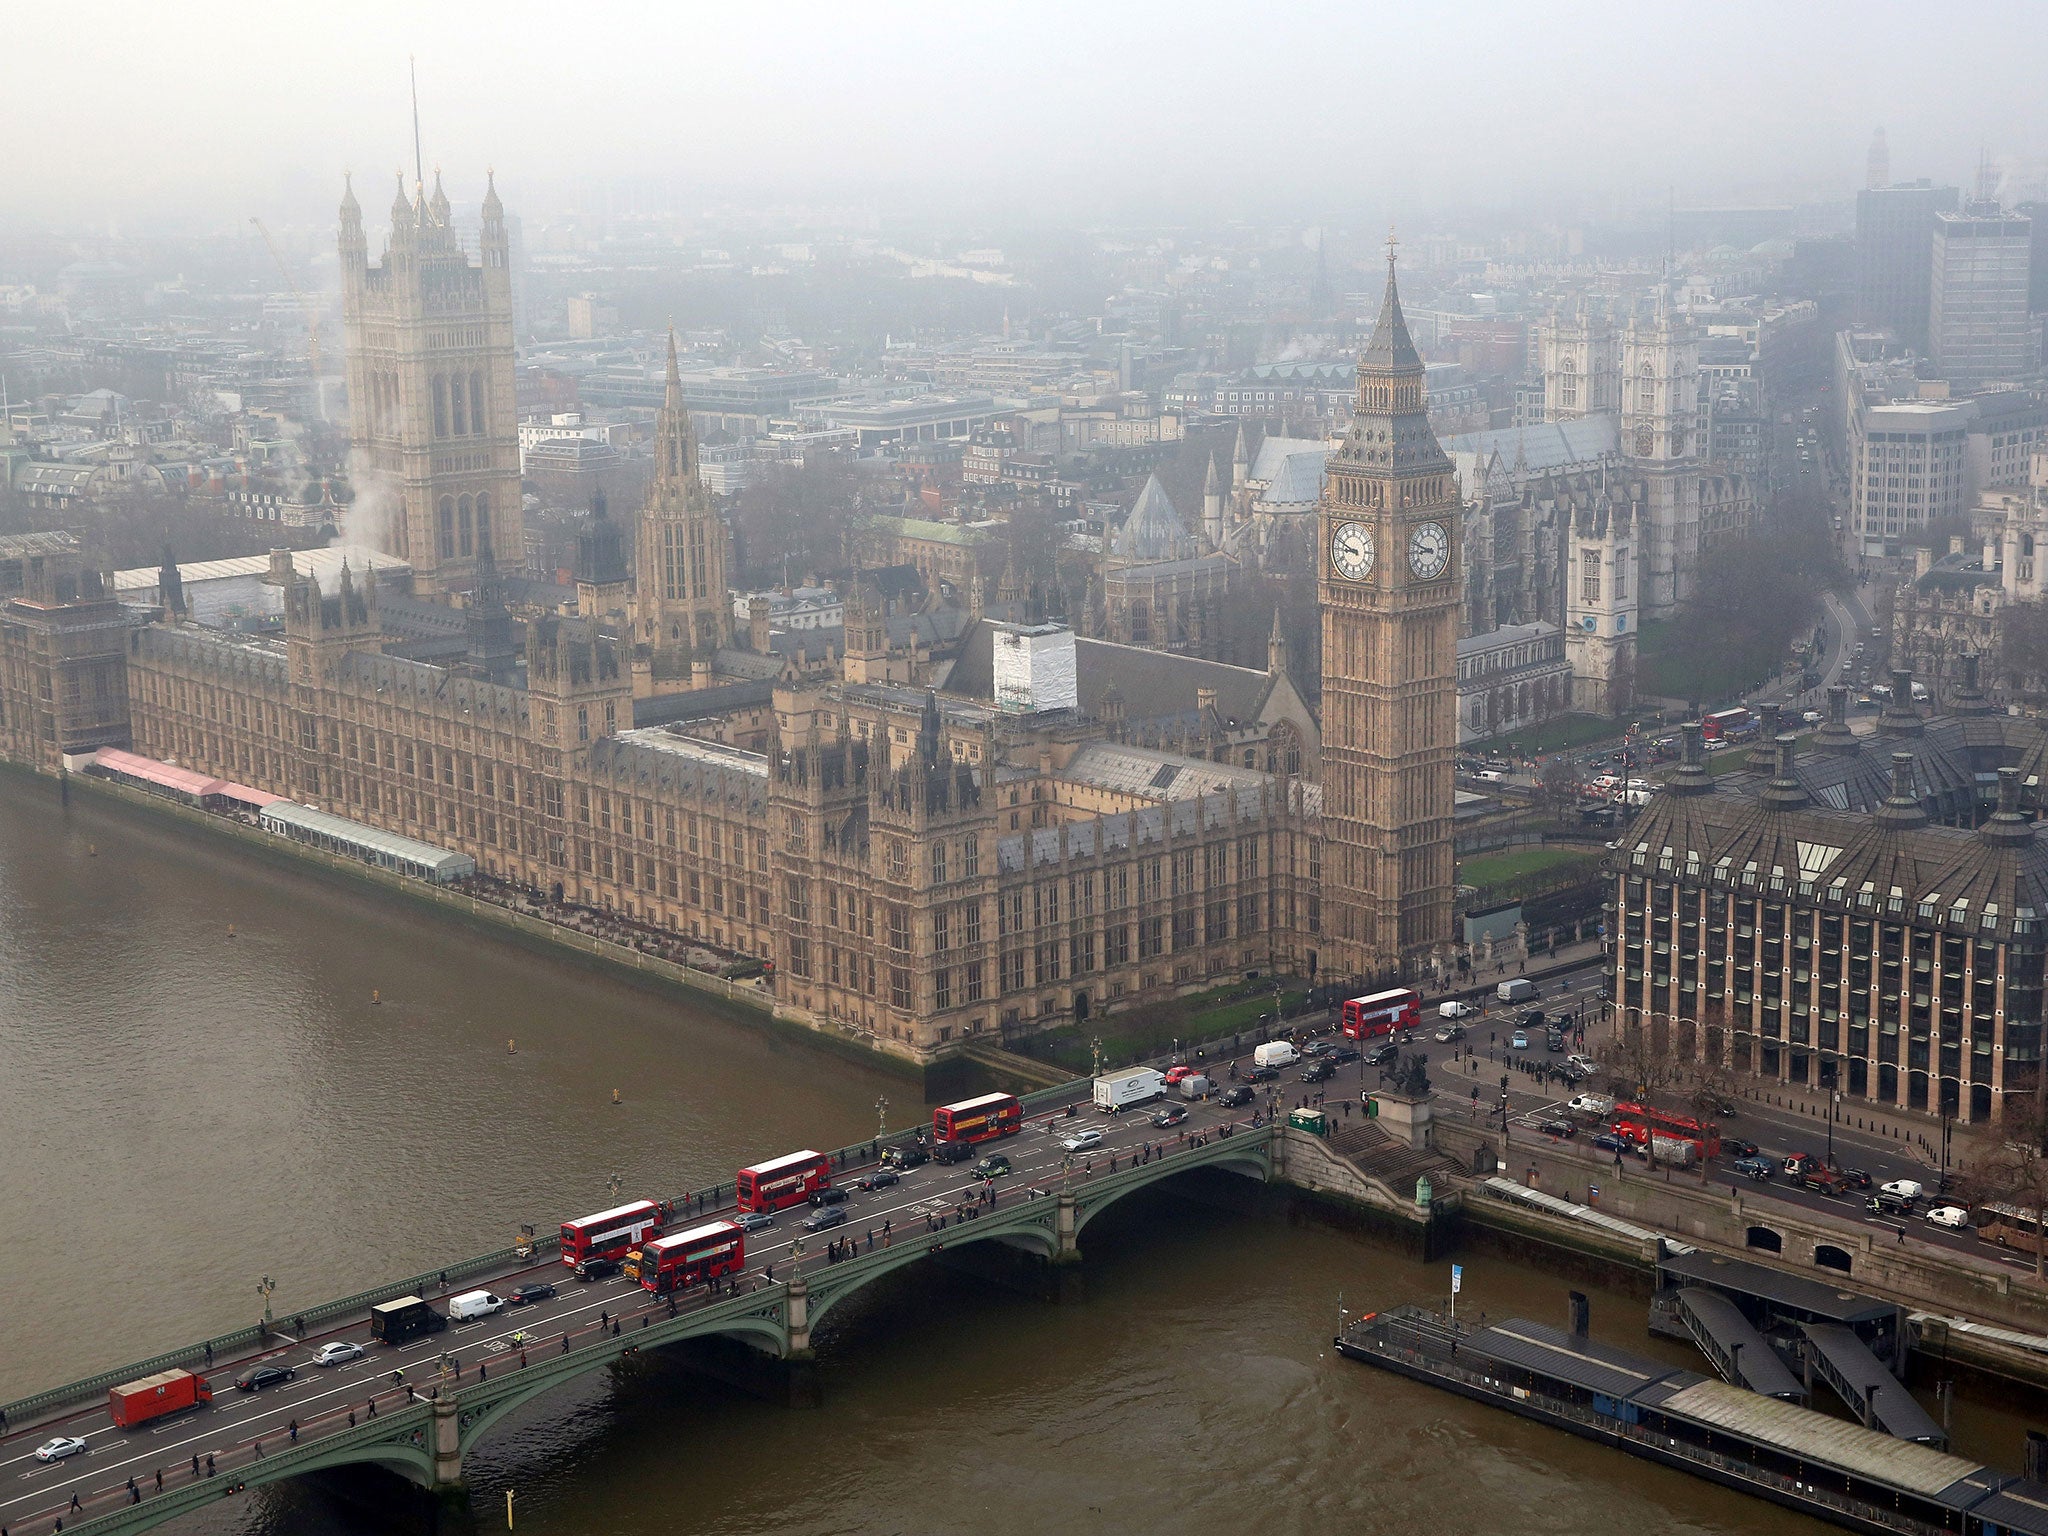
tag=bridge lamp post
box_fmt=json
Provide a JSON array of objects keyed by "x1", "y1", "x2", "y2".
[
  {"x1": 258, "y1": 1274, "x2": 275, "y2": 1330},
  {"x1": 876, "y1": 1095, "x2": 888, "y2": 1140},
  {"x1": 1090, "y1": 1036, "x2": 1103, "y2": 1079},
  {"x1": 607, "y1": 1171, "x2": 622, "y2": 1204}
]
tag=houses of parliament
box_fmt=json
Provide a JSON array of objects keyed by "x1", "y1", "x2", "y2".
[{"x1": 0, "y1": 178, "x2": 1460, "y2": 1063}]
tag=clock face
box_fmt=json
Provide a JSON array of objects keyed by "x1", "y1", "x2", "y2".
[
  {"x1": 1408, "y1": 520, "x2": 1450, "y2": 580},
  {"x1": 1330, "y1": 521, "x2": 1375, "y2": 581}
]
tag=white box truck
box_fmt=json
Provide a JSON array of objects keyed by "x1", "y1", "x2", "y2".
[
  {"x1": 1253, "y1": 1041, "x2": 1300, "y2": 1069},
  {"x1": 1649, "y1": 1135, "x2": 1697, "y2": 1168},
  {"x1": 1093, "y1": 1068, "x2": 1166, "y2": 1112}
]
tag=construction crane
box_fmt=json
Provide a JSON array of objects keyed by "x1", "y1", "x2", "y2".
[{"x1": 250, "y1": 217, "x2": 326, "y2": 422}]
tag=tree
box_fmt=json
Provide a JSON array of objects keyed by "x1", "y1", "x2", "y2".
[
  {"x1": 729, "y1": 453, "x2": 862, "y2": 587},
  {"x1": 1599, "y1": 1011, "x2": 1689, "y2": 1167},
  {"x1": 1534, "y1": 756, "x2": 1587, "y2": 822},
  {"x1": 1956, "y1": 1097, "x2": 2048, "y2": 1279}
]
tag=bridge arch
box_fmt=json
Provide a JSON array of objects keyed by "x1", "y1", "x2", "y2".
[
  {"x1": 803, "y1": 1216, "x2": 1062, "y2": 1334},
  {"x1": 455, "y1": 1309, "x2": 790, "y2": 1457},
  {"x1": 1070, "y1": 1146, "x2": 1271, "y2": 1240}
]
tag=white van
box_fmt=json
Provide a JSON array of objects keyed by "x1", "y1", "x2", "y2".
[
  {"x1": 1253, "y1": 1040, "x2": 1300, "y2": 1070},
  {"x1": 1496, "y1": 977, "x2": 1537, "y2": 1004},
  {"x1": 448, "y1": 1290, "x2": 504, "y2": 1323}
]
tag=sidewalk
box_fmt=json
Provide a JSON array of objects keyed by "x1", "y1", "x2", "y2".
[{"x1": 1720, "y1": 1075, "x2": 1948, "y2": 1172}]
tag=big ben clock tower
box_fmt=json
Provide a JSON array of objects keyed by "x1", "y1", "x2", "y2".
[{"x1": 1317, "y1": 241, "x2": 1459, "y2": 981}]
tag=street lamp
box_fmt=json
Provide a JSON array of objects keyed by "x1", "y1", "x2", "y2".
[
  {"x1": 258, "y1": 1274, "x2": 275, "y2": 1330},
  {"x1": 1827, "y1": 1091, "x2": 1839, "y2": 1168},
  {"x1": 876, "y1": 1095, "x2": 889, "y2": 1140}
]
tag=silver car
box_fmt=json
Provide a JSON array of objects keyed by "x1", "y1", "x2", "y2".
[
  {"x1": 312, "y1": 1341, "x2": 365, "y2": 1367},
  {"x1": 1061, "y1": 1129, "x2": 1104, "y2": 1153}
]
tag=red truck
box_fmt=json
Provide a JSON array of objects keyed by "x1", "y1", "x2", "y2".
[{"x1": 108, "y1": 1368, "x2": 212, "y2": 1428}]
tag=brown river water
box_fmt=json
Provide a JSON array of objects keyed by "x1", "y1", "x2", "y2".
[{"x1": 0, "y1": 782, "x2": 2032, "y2": 1535}]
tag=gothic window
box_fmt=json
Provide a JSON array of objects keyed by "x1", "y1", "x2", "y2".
[
  {"x1": 1635, "y1": 428, "x2": 1653, "y2": 456},
  {"x1": 437, "y1": 497, "x2": 456, "y2": 559},
  {"x1": 662, "y1": 526, "x2": 686, "y2": 602},
  {"x1": 458, "y1": 495, "x2": 474, "y2": 557},
  {"x1": 432, "y1": 376, "x2": 448, "y2": 439},
  {"x1": 475, "y1": 493, "x2": 491, "y2": 554},
  {"x1": 450, "y1": 374, "x2": 467, "y2": 437},
  {"x1": 1614, "y1": 548, "x2": 1628, "y2": 601},
  {"x1": 469, "y1": 371, "x2": 486, "y2": 435},
  {"x1": 1581, "y1": 548, "x2": 1601, "y2": 604}
]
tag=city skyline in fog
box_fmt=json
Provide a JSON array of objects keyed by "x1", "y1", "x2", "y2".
[{"x1": 6, "y1": 0, "x2": 2046, "y2": 232}]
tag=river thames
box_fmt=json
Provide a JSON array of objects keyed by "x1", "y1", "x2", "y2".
[{"x1": 0, "y1": 782, "x2": 2028, "y2": 1535}]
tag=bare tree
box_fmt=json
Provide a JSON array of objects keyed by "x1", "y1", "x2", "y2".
[
  {"x1": 1599, "y1": 1013, "x2": 1691, "y2": 1167},
  {"x1": 1534, "y1": 756, "x2": 1587, "y2": 822},
  {"x1": 1951, "y1": 1092, "x2": 2048, "y2": 1278}
]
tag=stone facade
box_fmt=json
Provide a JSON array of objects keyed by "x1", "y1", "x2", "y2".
[
  {"x1": 339, "y1": 173, "x2": 522, "y2": 596},
  {"x1": 93, "y1": 560, "x2": 1323, "y2": 1061},
  {"x1": 0, "y1": 533, "x2": 130, "y2": 767},
  {"x1": 1316, "y1": 255, "x2": 1460, "y2": 978}
]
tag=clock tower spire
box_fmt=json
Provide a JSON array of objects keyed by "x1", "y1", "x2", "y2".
[{"x1": 1316, "y1": 238, "x2": 1459, "y2": 981}]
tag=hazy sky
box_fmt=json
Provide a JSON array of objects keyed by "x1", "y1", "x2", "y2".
[{"x1": 6, "y1": 0, "x2": 2043, "y2": 230}]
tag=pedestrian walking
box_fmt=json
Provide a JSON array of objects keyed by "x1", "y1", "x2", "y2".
[
  {"x1": 191, "y1": 1455, "x2": 199, "y2": 1478},
  {"x1": 70, "y1": 1494, "x2": 80, "y2": 1513},
  {"x1": 288, "y1": 1419, "x2": 298, "y2": 1444},
  {"x1": 206, "y1": 1454, "x2": 216, "y2": 1477},
  {"x1": 348, "y1": 1411, "x2": 356, "y2": 1428},
  {"x1": 154, "y1": 1469, "x2": 163, "y2": 1492}
]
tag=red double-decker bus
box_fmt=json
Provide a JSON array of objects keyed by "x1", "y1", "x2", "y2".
[
  {"x1": 1701, "y1": 707, "x2": 1753, "y2": 742},
  {"x1": 1341, "y1": 988, "x2": 1420, "y2": 1040},
  {"x1": 736, "y1": 1149, "x2": 832, "y2": 1212},
  {"x1": 1611, "y1": 1101, "x2": 1720, "y2": 1160},
  {"x1": 626, "y1": 1221, "x2": 745, "y2": 1293},
  {"x1": 932, "y1": 1092, "x2": 1022, "y2": 1145},
  {"x1": 560, "y1": 1199, "x2": 664, "y2": 1269}
]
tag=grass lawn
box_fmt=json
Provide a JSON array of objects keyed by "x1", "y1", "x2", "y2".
[
  {"x1": 1028, "y1": 983, "x2": 1310, "y2": 1072},
  {"x1": 1466, "y1": 714, "x2": 1625, "y2": 757},
  {"x1": 1459, "y1": 846, "x2": 1602, "y2": 887}
]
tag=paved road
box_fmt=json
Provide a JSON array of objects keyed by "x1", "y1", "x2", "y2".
[{"x1": 0, "y1": 1076, "x2": 1269, "y2": 1529}]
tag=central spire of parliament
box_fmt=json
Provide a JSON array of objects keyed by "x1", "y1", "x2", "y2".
[
  {"x1": 632, "y1": 328, "x2": 732, "y2": 689},
  {"x1": 1314, "y1": 240, "x2": 1459, "y2": 982}
]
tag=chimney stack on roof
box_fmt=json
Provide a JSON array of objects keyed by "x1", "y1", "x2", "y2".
[
  {"x1": 1759, "y1": 734, "x2": 1809, "y2": 813},
  {"x1": 1873, "y1": 751, "x2": 1930, "y2": 830},
  {"x1": 1665, "y1": 721, "x2": 1716, "y2": 797},
  {"x1": 1979, "y1": 766, "x2": 2036, "y2": 847}
]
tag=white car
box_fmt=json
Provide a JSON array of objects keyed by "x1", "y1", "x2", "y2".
[
  {"x1": 1925, "y1": 1205, "x2": 1971, "y2": 1230},
  {"x1": 1880, "y1": 1179, "x2": 1924, "y2": 1200},
  {"x1": 1567, "y1": 1054, "x2": 1598, "y2": 1074},
  {"x1": 312, "y1": 1341, "x2": 365, "y2": 1367},
  {"x1": 1060, "y1": 1129, "x2": 1104, "y2": 1153},
  {"x1": 34, "y1": 1435, "x2": 87, "y2": 1463},
  {"x1": 1801, "y1": 709, "x2": 1823, "y2": 725}
]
